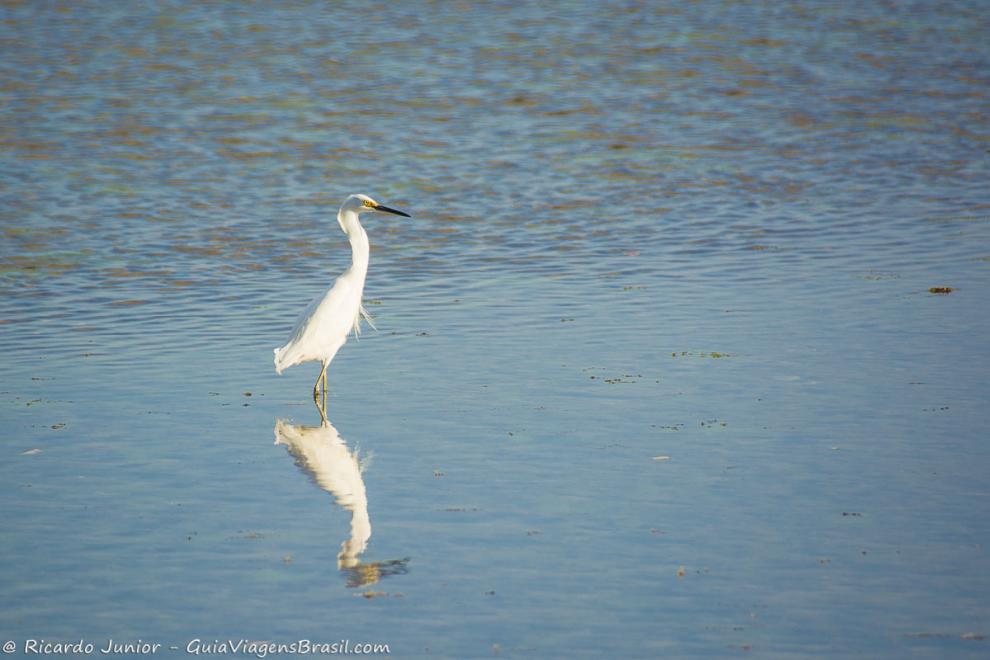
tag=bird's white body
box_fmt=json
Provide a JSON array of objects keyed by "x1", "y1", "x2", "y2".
[
  {"x1": 273, "y1": 221, "x2": 368, "y2": 375},
  {"x1": 273, "y1": 194, "x2": 408, "y2": 394}
]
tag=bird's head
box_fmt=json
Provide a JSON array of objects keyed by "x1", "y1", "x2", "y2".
[{"x1": 343, "y1": 194, "x2": 411, "y2": 218}]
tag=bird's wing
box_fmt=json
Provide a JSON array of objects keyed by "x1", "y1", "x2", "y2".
[
  {"x1": 283, "y1": 274, "x2": 358, "y2": 348},
  {"x1": 289, "y1": 289, "x2": 326, "y2": 335}
]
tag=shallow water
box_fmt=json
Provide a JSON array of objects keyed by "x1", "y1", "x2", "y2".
[{"x1": 2, "y1": 1, "x2": 989, "y2": 658}]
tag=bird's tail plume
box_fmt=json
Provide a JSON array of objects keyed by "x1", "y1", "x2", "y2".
[{"x1": 355, "y1": 304, "x2": 377, "y2": 338}]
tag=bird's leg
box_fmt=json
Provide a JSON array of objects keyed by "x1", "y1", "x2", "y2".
[
  {"x1": 314, "y1": 389, "x2": 328, "y2": 425},
  {"x1": 313, "y1": 361, "x2": 328, "y2": 402},
  {"x1": 322, "y1": 367, "x2": 328, "y2": 409}
]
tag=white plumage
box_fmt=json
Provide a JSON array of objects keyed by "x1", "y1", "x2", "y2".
[{"x1": 274, "y1": 194, "x2": 409, "y2": 401}]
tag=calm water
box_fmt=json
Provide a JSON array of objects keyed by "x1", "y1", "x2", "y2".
[{"x1": 2, "y1": 1, "x2": 989, "y2": 658}]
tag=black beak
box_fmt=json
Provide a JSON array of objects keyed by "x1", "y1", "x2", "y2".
[{"x1": 375, "y1": 204, "x2": 410, "y2": 218}]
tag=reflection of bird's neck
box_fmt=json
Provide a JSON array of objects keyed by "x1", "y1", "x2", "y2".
[{"x1": 338, "y1": 209, "x2": 370, "y2": 278}]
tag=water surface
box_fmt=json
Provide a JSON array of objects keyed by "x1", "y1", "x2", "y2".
[{"x1": 2, "y1": 1, "x2": 989, "y2": 658}]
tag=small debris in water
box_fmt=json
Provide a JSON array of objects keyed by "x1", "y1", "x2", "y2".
[
  {"x1": 51, "y1": 423, "x2": 66, "y2": 430},
  {"x1": 904, "y1": 632, "x2": 984, "y2": 640},
  {"x1": 244, "y1": 391, "x2": 252, "y2": 397},
  {"x1": 653, "y1": 455, "x2": 671, "y2": 461},
  {"x1": 929, "y1": 287, "x2": 953, "y2": 294},
  {"x1": 654, "y1": 424, "x2": 683, "y2": 431},
  {"x1": 434, "y1": 470, "x2": 445, "y2": 477},
  {"x1": 677, "y1": 566, "x2": 686, "y2": 577},
  {"x1": 862, "y1": 271, "x2": 900, "y2": 280},
  {"x1": 230, "y1": 531, "x2": 264, "y2": 540},
  {"x1": 20, "y1": 448, "x2": 42, "y2": 456},
  {"x1": 842, "y1": 512, "x2": 863, "y2": 517},
  {"x1": 602, "y1": 374, "x2": 641, "y2": 384},
  {"x1": 360, "y1": 591, "x2": 388, "y2": 599},
  {"x1": 282, "y1": 554, "x2": 293, "y2": 565}
]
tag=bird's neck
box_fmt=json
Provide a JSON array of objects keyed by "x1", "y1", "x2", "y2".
[
  {"x1": 339, "y1": 209, "x2": 370, "y2": 276},
  {"x1": 349, "y1": 226, "x2": 369, "y2": 276}
]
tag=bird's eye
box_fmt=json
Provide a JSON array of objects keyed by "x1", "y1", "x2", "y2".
[{"x1": 362, "y1": 200, "x2": 375, "y2": 208}]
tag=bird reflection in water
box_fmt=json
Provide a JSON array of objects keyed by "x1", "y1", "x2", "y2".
[{"x1": 274, "y1": 403, "x2": 408, "y2": 588}]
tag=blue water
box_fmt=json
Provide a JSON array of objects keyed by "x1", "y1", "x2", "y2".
[{"x1": 2, "y1": 2, "x2": 989, "y2": 658}]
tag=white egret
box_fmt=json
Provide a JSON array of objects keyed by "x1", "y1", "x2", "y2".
[{"x1": 274, "y1": 194, "x2": 410, "y2": 402}]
